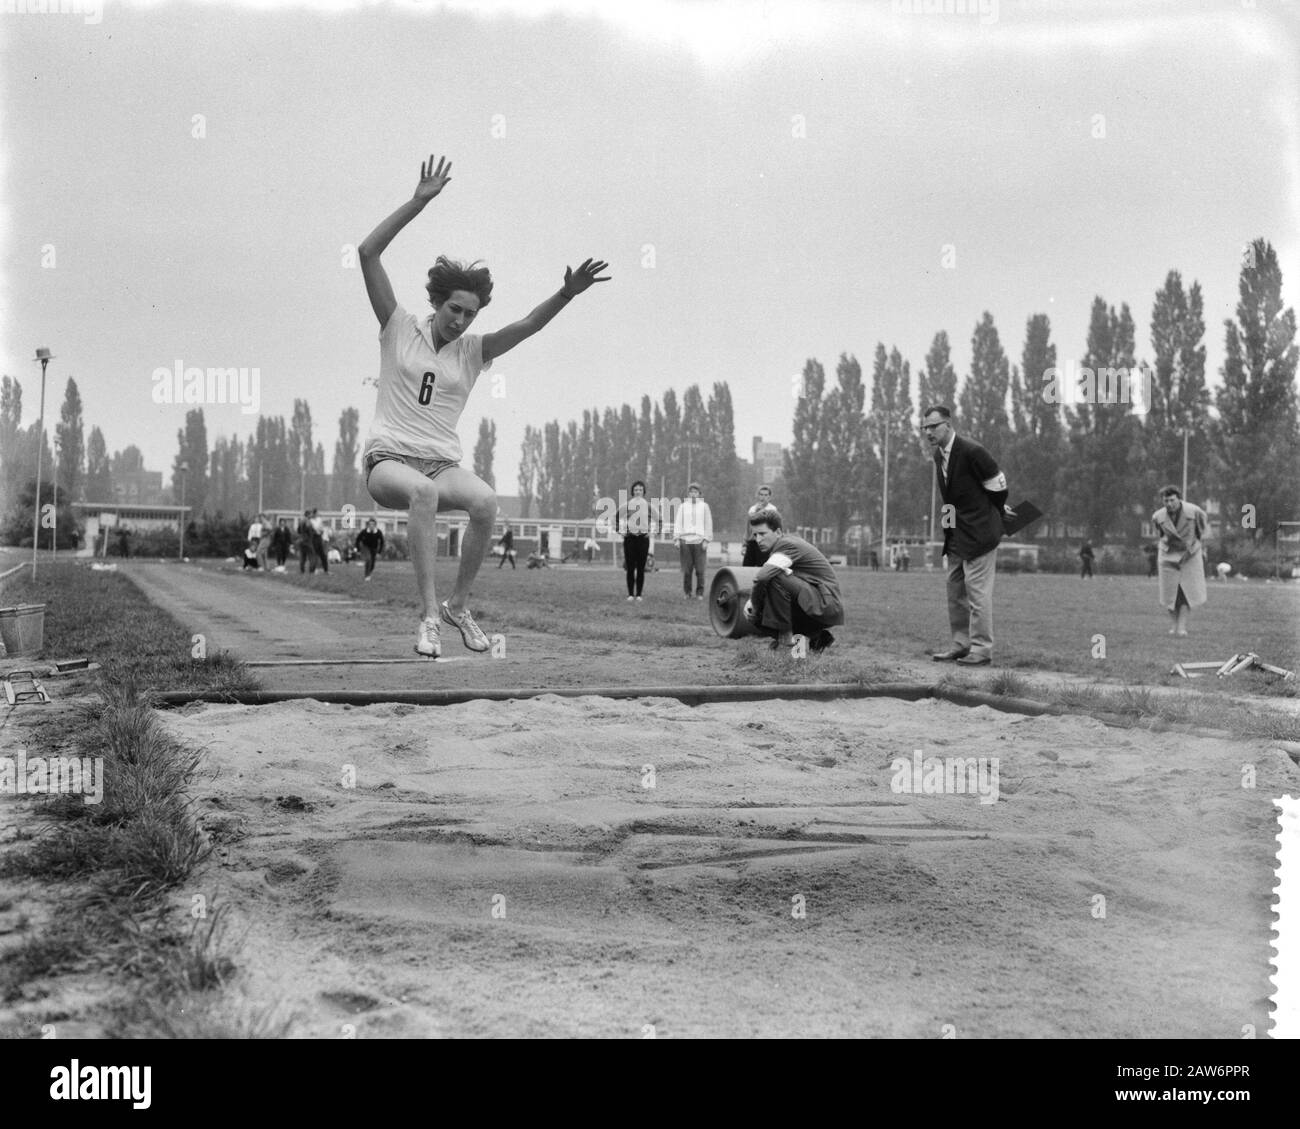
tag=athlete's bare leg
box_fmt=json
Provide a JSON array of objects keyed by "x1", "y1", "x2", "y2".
[
  {"x1": 428, "y1": 466, "x2": 496, "y2": 614},
  {"x1": 367, "y1": 460, "x2": 441, "y2": 618}
]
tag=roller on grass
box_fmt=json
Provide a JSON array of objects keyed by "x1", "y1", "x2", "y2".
[{"x1": 709, "y1": 566, "x2": 763, "y2": 639}]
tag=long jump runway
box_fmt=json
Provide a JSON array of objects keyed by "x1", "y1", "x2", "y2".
[{"x1": 125, "y1": 562, "x2": 580, "y2": 694}]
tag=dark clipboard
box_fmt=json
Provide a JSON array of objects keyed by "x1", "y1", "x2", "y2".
[{"x1": 1001, "y1": 500, "x2": 1043, "y2": 538}]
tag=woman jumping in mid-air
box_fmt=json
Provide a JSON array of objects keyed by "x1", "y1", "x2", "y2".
[{"x1": 359, "y1": 152, "x2": 609, "y2": 656}]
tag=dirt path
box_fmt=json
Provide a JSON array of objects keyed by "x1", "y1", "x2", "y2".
[{"x1": 121, "y1": 560, "x2": 924, "y2": 694}]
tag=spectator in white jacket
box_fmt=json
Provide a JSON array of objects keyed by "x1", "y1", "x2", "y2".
[{"x1": 675, "y1": 482, "x2": 713, "y2": 599}]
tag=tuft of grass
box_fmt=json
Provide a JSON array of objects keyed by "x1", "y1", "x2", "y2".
[
  {"x1": 108, "y1": 991, "x2": 299, "y2": 1039},
  {"x1": 0, "y1": 920, "x2": 89, "y2": 1002},
  {"x1": 986, "y1": 670, "x2": 1032, "y2": 698},
  {"x1": 1, "y1": 676, "x2": 234, "y2": 1028},
  {"x1": 1110, "y1": 686, "x2": 1157, "y2": 718},
  {"x1": 2, "y1": 563, "x2": 259, "y2": 694}
]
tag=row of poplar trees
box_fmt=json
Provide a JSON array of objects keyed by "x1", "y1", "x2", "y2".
[{"x1": 783, "y1": 238, "x2": 1297, "y2": 548}]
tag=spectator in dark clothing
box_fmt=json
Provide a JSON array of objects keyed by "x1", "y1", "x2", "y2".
[
  {"x1": 297, "y1": 511, "x2": 317, "y2": 573},
  {"x1": 1143, "y1": 542, "x2": 1158, "y2": 578},
  {"x1": 355, "y1": 519, "x2": 386, "y2": 580},
  {"x1": 1079, "y1": 541, "x2": 1095, "y2": 578},
  {"x1": 744, "y1": 508, "x2": 843, "y2": 652},
  {"x1": 616, "y1": 480, "x2": 652, "y2": 600},
  {"x1": 497, "y1": 527, "x2": 516, "y2": 569},
  {"x1": 271, "y1": 519, "x2": 293, "y2": 568}
]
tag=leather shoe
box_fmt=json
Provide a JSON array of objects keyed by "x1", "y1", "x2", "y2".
[
  {"x1": 931, "y1": 648, "x2": 969, "y2": 662},
  {"x1": 955, "y1": 654, "x2": 991, "y2": 666}
]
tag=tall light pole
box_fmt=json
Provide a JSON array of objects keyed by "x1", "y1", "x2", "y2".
[
  {"x1": 880, "y1": 406, "x2": 903, "y2": 568},
  {"x1": 671, "y1": 442, "x2": 696, "y2": 490},
  {"x1": 178, "y1": 460, "x2": 190, "y2": 559},
  {"x1": 30, "y1": 348, "x2": 53, "y2": 580},
  {"x1": 1180, "y1": 427, "x2": 1190, "y2": 501},
  {"x1": 881, "y1": 422, "x2": 890, "y2": 568}
]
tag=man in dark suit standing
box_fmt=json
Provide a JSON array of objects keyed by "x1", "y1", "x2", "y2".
[{"x1": 923, "y1": 405, "x2": 1013, "y2": 666}]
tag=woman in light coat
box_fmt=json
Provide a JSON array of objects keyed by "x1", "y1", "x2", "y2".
[{"x1": 1152, "y1": 485, "x2": 1208, "y2": 636}]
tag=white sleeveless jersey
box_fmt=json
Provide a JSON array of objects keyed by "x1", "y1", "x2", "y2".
[{"x1": 365, "y1": 304, "x2": 492, "y2": 462}]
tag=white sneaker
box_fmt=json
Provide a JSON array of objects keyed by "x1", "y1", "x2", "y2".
[
  {"x1": 415, "y1": 616, "x2": 441, "y2": 658},
  {"x1": 627, "y1": 596, "x2": 635, "y2": 602},
  {"x1": 440, "y1": 600, "x2": 490, "y2": 652},
  {"x1": 635, "y1": 596, "x2": 643, "y2": 602}
]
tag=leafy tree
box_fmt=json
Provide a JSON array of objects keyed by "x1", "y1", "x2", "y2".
[
  {"x1": 820, "y1": 354, "x2": 871, "y2": 545},
  {"x1": 784, "y1": 358, "x2": 827, "y2": 534},
  {"x1": 256, "y1": 416, "x2": 294, "y2": 511},
  {"x1": 1006, "y1": 313, "x2": 1063, "y2": 533},
  {"x1": 332, "y1": 407, "x2": 361, "y2": 510},
  {"x1": 517, "y1": 424, "x2": 543, "y2": 518},
  {"x1": 172, "y1": 409, "x2": 208, "y2": 516},
  {"x1": 0, "y1": 478, "x2": 79, "y2": 549},
  {"x1": 615, "y1": 403, "x2": 639, "y2": 490},
  {"x1": 634, "y1": 396, "x2": 653, "y2": 485},
  {"x1": 1062, "y1": 298, "x2": 1142, "y2": 542},
  {"x1": 473, "y1": 417, "x2": 497, "y2": 488},
  {"x1": 658, "y1": 389, "x2": 682, "y2": 496},
  {"x1": 574, "y1": 409, "x2": 595, "y2": 510},
  {"x1": 1212, "y1": 238, "x2": 1299, "y2": 542},
  {"x1": 55, "y1": 377, "x2": 85, "y2": 502},
  {"x1": 0, "y1": 376, "x2": 22, "y2": 517},
  {"x1": 917, "y1": 331, "x2": 958, "y2": 416},
  {"x1": 560, "y1": 421, "x2": 578, "y2": 516},
  {"x1": 958, "y1": 312, "x2": 1012, "y2": 457},
  {"x1": 679, "y1": 384, "x2": 708, "y2": 495},
  {"x1": 599, "y1": 405, "x2": 623, "y2": 503},
  {"x1": 112, "y1": 445, "x2": 144, "y2": 475},
  {"x1": 706, "y1": 382, "x2": 739, "y2": 534},
  {"x1": 289, "y1": 399, "x2": 314, "y2": 512},
  {"x1": 871, "y1": 345, "x2": 923, "y2": 545},
  {"x1": 85, "y1": 426, "x2": 114, "y2": 501},
  {"x1": 540, "y1": 419, "x2": 562, "y2": 515}
]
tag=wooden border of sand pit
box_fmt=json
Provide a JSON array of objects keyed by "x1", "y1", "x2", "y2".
[{"x1": 143, "y1": 680, "x2": 1282, "y2": 741}]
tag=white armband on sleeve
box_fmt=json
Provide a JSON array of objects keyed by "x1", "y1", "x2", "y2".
[
  {"x1": 981, "y1": 471, "x2": 1007, "y2": 492},
  {"x1": 767, "y1": 552, "x2": 794, "y2": 574}
]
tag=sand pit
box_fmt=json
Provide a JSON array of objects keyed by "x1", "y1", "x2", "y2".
[{"x1": 157, "y1": 692, "x2": 1287, "y2": 1037}]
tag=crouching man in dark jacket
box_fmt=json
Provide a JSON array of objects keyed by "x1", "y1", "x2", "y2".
[{"x1": 744, "y1": 508, "x2": 844, "y2": 652}]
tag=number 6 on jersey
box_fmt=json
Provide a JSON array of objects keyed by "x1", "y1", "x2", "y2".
[{"x1": 418, "y1": 371, "x2": 436, "y2": 405}]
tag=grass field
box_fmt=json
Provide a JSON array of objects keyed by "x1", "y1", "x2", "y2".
[
  {"x1": 1, "y1": 562, "x2": 253, "y2": 694},
  {"x1": 263, "y1": 556, "x2": 1300, "y2": 698}
]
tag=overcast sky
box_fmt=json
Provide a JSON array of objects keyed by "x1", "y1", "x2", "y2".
[{"x1": 2, "y1": 0, "x2": 1297, "y2": 501}]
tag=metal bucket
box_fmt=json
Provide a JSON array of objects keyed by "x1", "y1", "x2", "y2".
[
  {"x1": 0, "y1": 604, "x2": 46, "y2": 657},
  {"x1": 708, "y1": 567, "x2": 762, "y2": 639}
]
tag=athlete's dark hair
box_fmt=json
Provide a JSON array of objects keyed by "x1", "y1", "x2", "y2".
[
  {"x1": 426, "y1": 256, "x2": 494, "y2": 309},
  {"x1": 922, "y1": 405, "x2": 952, "y2": 420},
  {"x1": 1160, "y1": 484, "x2": 1182, "y2": 499},
  {"x1": 749, "y1": 506, "x2": 783, "y2": 532},
  {"x1": 629, "y1": 480, "x2": 647, "y2": 495}
]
